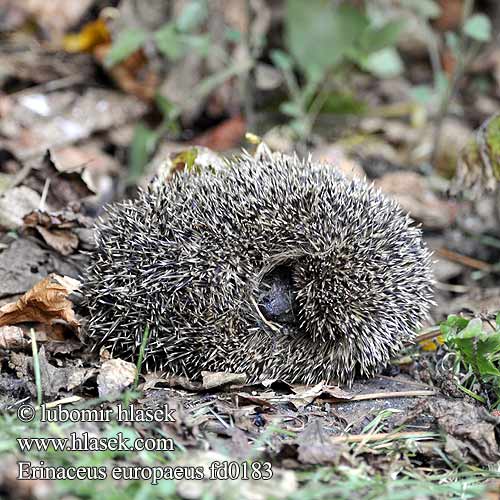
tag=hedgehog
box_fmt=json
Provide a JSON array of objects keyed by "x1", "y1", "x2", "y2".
[{"x1": 82, "y1": 151, "x2": 434, "y2": 385}]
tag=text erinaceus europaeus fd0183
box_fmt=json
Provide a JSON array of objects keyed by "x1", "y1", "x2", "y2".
[{"x1": 82, "y1": 153, "x2": 434, "y2": 384}]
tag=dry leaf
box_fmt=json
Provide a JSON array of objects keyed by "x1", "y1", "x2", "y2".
[
  {"x1": 201, "y1": 371, "x2": 247, "y2": 390},
  {"x1": 97, "y1": 358, "x2": 137, "y2": 398},
  {"x1": 194, "y1": 115, "x2": 246, "y2": 151},
  {"x1": 38, "y1": 346, "x2": 93, "y2": 397},
  {"x1": 0, "y1": 326, "x2": 27, "y2": 350},
  {"x1": 376, "y1": 171, "x2": 457, "y2": 229},
  {"x1": 289, "y1": 383, "x2": 353, "y2": 407},
  {"x1": 0, "y1": 274, "x2": 81, "y2": 328},
  {"x1": 23, "y1": 208, "x2": 94, "y2": 255}
]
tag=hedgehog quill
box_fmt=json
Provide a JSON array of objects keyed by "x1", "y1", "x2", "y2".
[{"x1": 82, "y1": 152, "x2": 434, "y2": 385}]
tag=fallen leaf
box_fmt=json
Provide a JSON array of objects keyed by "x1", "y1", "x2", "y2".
[
  {"x1": 289, "y1": 383, "x2": 353, "y2": 408},
  {"x1": 0, "y1": 274, "x2": 81, "y2": 328},
  {"x1": 430, "y1": 398, "x2": 500, "y2": 464},
  {"x1": 37, "y1": 346, "x2": 92, "y2": 398},
  {"x1": 23, "y1": 209, "x2": 93, "y2": 256},
  {"x1": 201, "y1": 371, "x2": 247, "y2": 390},
  {"x1": 0, "y1": 89, "x2": 147, "y2": 160},
  {"x1": 94, "y1": 44, "x2": 159, "y2": 101},
  {"x1": 0, "y1": 326, "x2": 27, "y2": 350},
  {"x1": 194, "y1": 115, "x2": 246, "y2": 151},
  {"x1": 297, "y1": 419, "x2": 348, "y2": 465},
  {"x1": 97, "y1": 358, "x2": 137, "y2": 398},
  {"x1": 376, "y1": 171, "x2": 457, "y2": 229}
]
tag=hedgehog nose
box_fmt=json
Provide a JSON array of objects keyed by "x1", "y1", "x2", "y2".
[{"x1": 257, "y1": 265, "x2": 296, "y2": 324}]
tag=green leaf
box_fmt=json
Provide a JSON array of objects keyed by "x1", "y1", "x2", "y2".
[
  {"x1": 464, "y1": 14, "x2": 492, "y2": 42},
  {"x1": 105, "y1": 29, "x2": 147, "y2": 67},
  {"x1": 128, "y1": 123, "x2": 157, "y2": 182},
  {"x1": 155, "y1": 94, "x2": 177, "y2": 119},
  {"x1": 280, "y1": 101, "x2": 303, "y2": 117},
  {"x1": 456, "y1": 317, "x2": 483, "y2": 339},
  {"x1": 270, "y1": 49, "x2": 294, "y2": 72},
  {"x1": 321, "y1": 92, "x2": 367, "y2": 115},
  {"x1": 360, "y1": 47, "x2": 404, "y2": 78},
  {"x1": 359, "y1": 20, "x2": 405, "y2": 55},
  {"x1": 176, "y1": 0, "x2": 207, "y2": 32},
  {"x1": 285, "y1": 0, "x2": 369, "y2": 75},
  {"x1": 441, "y1": 314, "x2": 469, "y2": 338},
  {"x1": 155, "y1": 23, "x2": 184, "y2": 60}
]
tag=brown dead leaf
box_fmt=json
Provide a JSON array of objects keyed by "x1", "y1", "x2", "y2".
[
  {"x1": 434, "y1": 0, "x2": 463, "y2": 32},
  {"x1": 201, "y1": 371, "x2": 247, "y2": 390},
  {"x1": 26, "y1": 150, "x2": 95, "y2": 210},
  {"x1": 94, "y1": 44, "x2": 159, "y2": 102},
  {"x1": 430, "y1": 398, "x2": 500, "y2": 465},
  {"x1": 289, "y1": 383, "x2": 353, "y2": 408},
  {"x1": 312, "y1": 145, "x2": 366, "y2": 180},
  {"x1": 0, "y1": 274, "x2": 80, "y2": 328},
  {"x1": 376, "y1": 171, "x2": 457, "y2": 229},
  {"x1": 235, "y1": 392, "x2": 275, "y2": 408},
  {"x1": 36, "y1": 227, "x2": 79, "y2": 256},
  {"x1": 97, "y1": 358, "x2": 137, "y2": 398},
  {"x1": 297, "y1": 419, "x2": 348, "y2": 465},
  {"x1": 23, "y1": 209, "x2": 93, "y2": 255},
  {"x1": 194, "y1": 115, "x2": 247, "y2": 151}
]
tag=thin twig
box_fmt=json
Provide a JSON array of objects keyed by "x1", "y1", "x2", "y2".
[
  {"x1": 436, "y1": 247, "x2": 491, "y2": 271},
  {"x1": 331, "y1": 430, "x2": 438, "y2": 444},
  {"x1": 348, "y1": 390, "x2": 435, "y2": 401},
  {"x1": 414, "y1": 326, "x2": 442, "y2": 343}
]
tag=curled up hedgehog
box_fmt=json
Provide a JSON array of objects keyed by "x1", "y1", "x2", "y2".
[{"x1": 82, "y1": 148, "x2": 434, "y2": 385}]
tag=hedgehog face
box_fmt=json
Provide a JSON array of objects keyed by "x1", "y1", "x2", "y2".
[{"x1": 82, "y1": 153, "x2": 434, "y2": 384}]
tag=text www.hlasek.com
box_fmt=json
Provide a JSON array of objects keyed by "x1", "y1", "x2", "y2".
[{"x1": 17, "y1": 432, "x2": 174, "y2": 453}]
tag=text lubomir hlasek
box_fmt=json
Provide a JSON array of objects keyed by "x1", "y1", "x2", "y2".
[{"x1": 39, "y1": 403, "x2": 176, "y2": 423}]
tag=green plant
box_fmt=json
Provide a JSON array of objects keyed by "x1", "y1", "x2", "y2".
[
  {"x1": 441, "y1": 313, "x2": 500, "y2": 408},
  {"x1": 106, "y1": 0, "x2": 258, "y2": 181},
  {"x1": 105, "y1": 0, "x2": 210, "y2": 67},
  {"x1": 271, "y1": 0, "x2": 404, "y2": 141},
  {"x1": 403, "y1": 0, "x2": 492, "y2": 165}
]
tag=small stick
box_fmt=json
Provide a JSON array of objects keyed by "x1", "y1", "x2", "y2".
[
  {"x1": 436, "y1": 247, "x2": 491, "y2": 271},
  {"x1": 414, "y1": 326, "x2": 442, "y2": 343},
  {"x1": 331, "y1": 430, "x2": 438, "y2": 444},
  {"x1": 39, "y1": 395, "x2": 82, "y2": 410},
  {"x1": 322, "y1": 390, "x2": 435, "y2": 404}
]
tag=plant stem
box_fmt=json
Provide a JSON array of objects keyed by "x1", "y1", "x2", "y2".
[
  {"x1": 431, "y1": 0, "x2": 475, "y2": 168},
  {"x1": 134, "y1": 325, "x2": 150, "y2": 389},
  {"x1": 30, "y1": 328, "x2": 42, "y2": 406}
]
